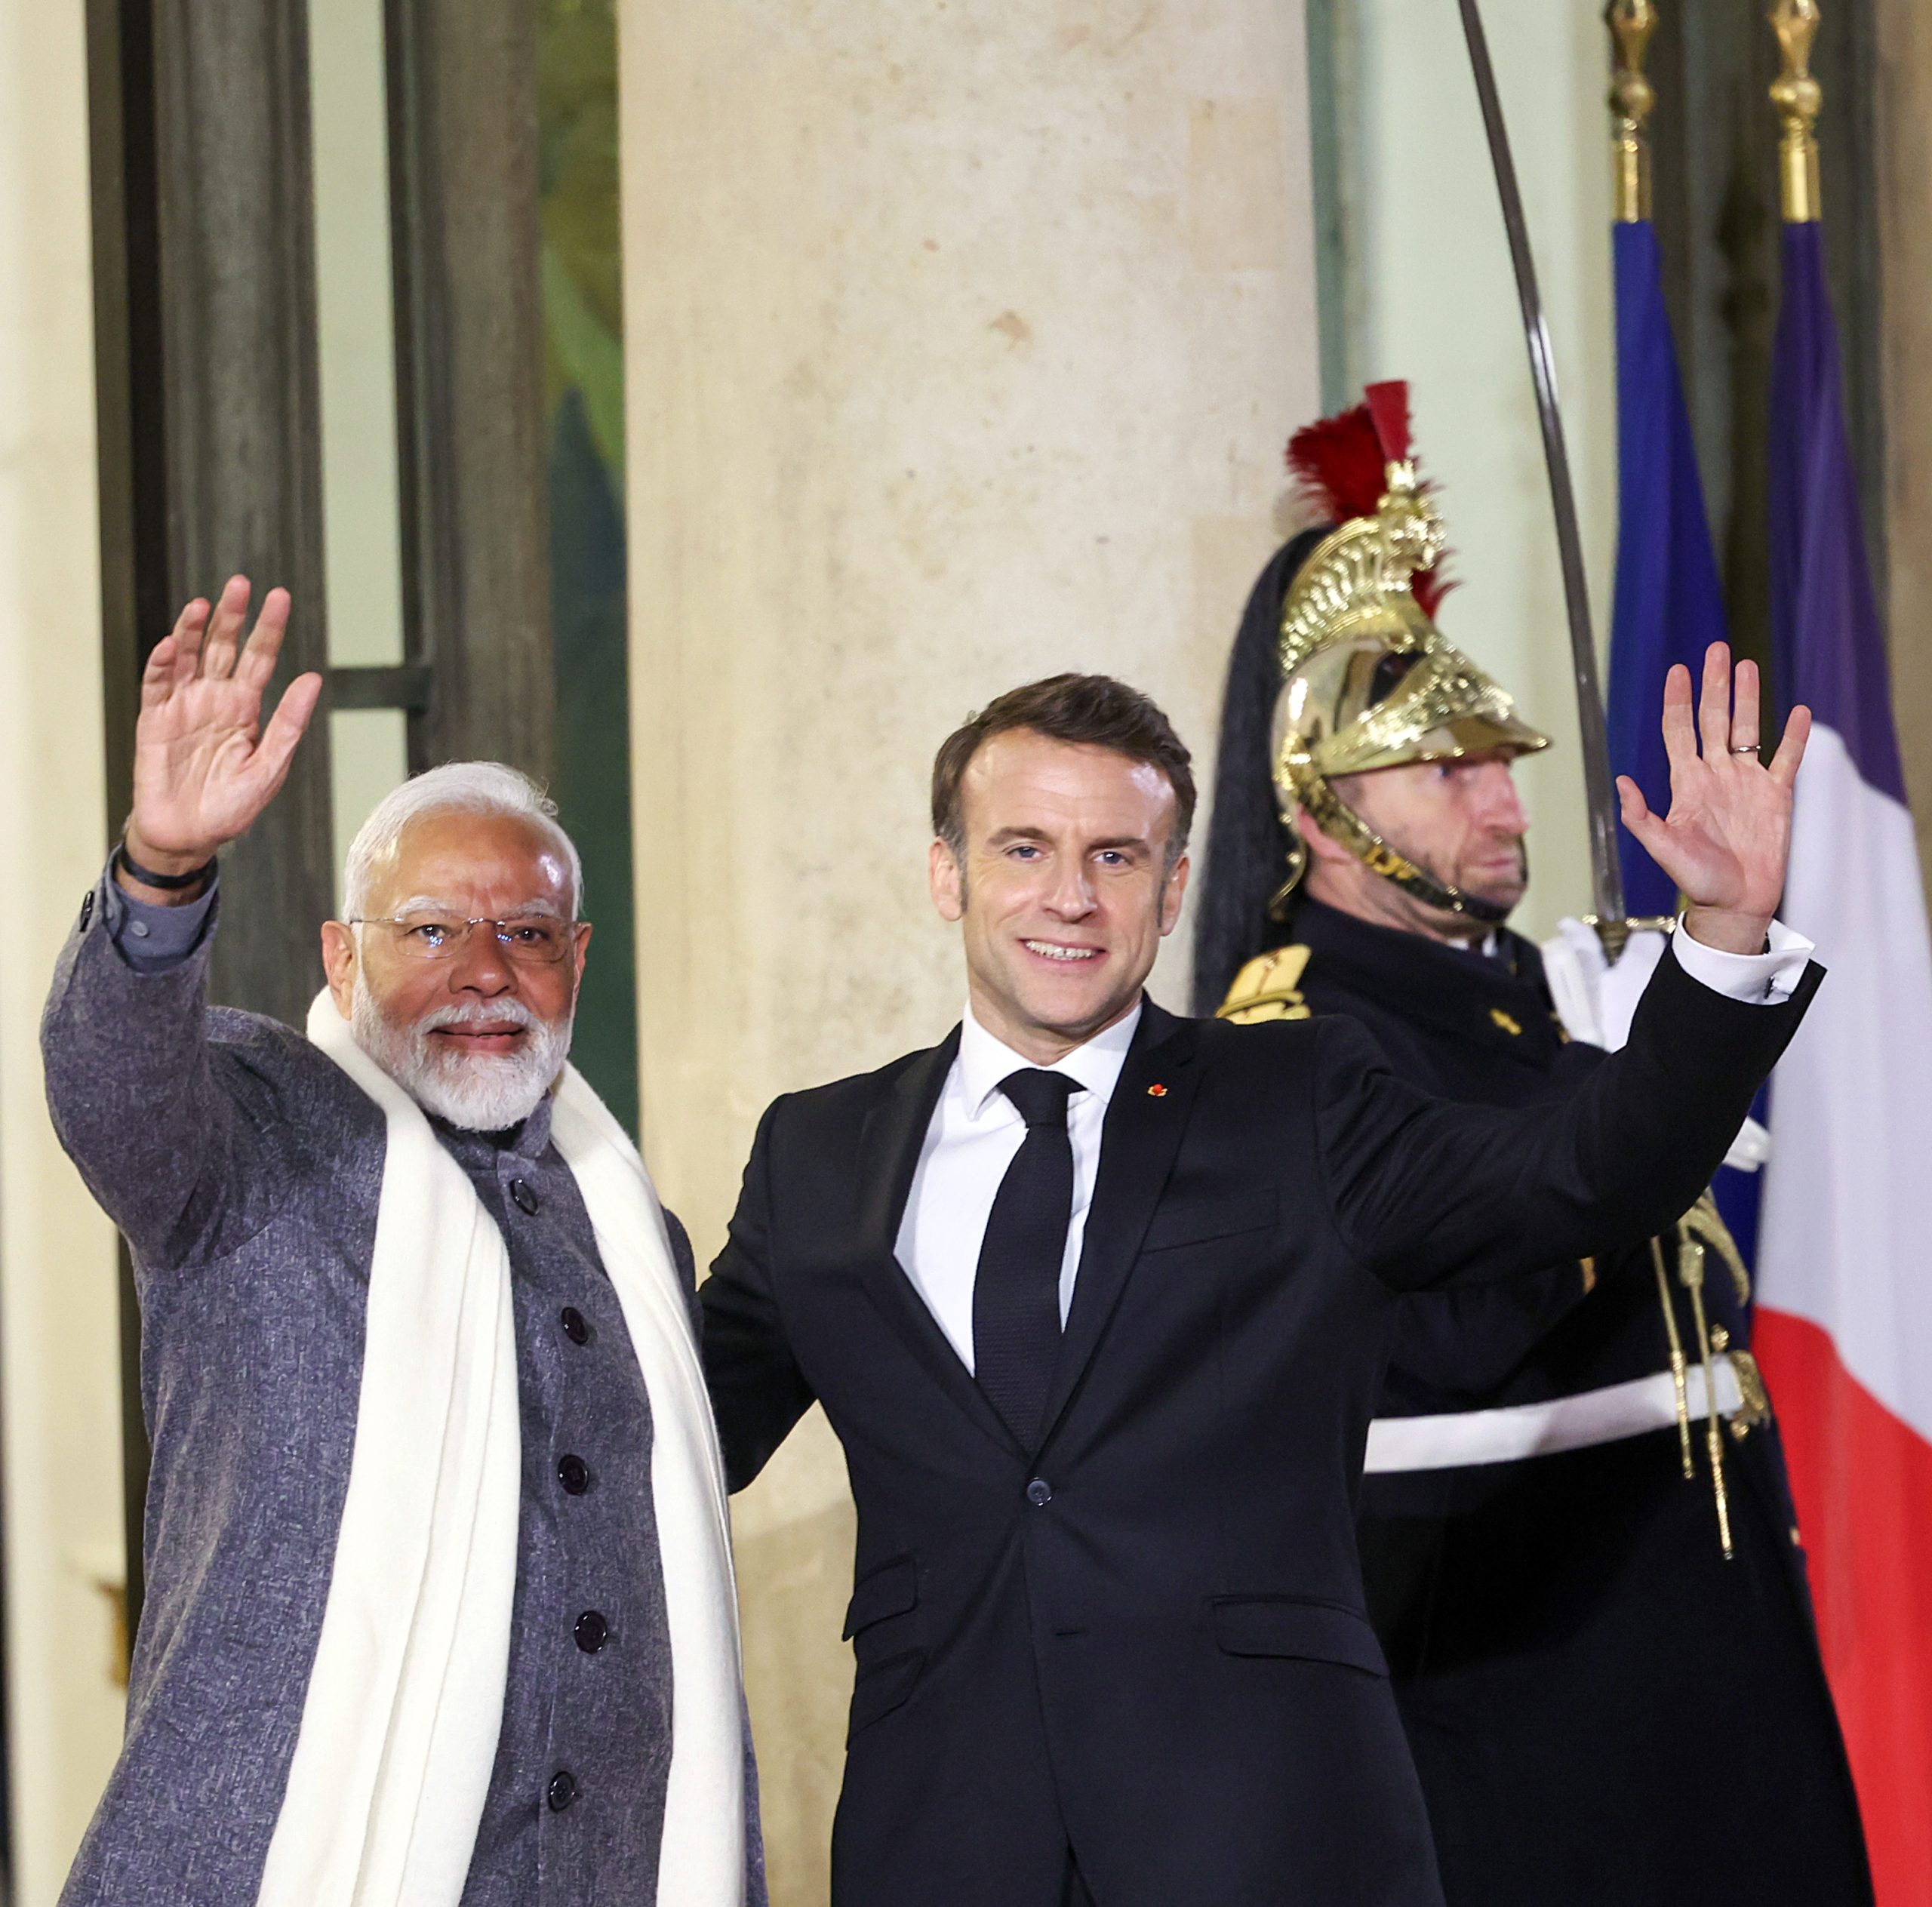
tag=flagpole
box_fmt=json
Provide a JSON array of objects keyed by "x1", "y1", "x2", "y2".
[
  {"x1": 1607, "y1": 1, "x2": 1657, "y2": 227},
  {"x1": 1454, "y1": 0, "x2": 1627, "y2": 937},
  {"x1": 1769, "y1": 0, "x2": 1823, "y2": 224}
]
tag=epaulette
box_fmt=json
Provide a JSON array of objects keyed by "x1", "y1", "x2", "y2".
[{"x1": 1217, "y1": 946, "x2": 1312, "y2": 1023}]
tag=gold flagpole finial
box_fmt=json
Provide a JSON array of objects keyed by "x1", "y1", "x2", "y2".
[
  {"x1": 1769, "y1": 0, "x2": 1823, "y2": 223},
  {"x1": 1606, "y1": 2, "x2": 1658, "y2": 224}
]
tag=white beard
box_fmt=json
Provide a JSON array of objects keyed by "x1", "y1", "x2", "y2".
[{"x1": 351, "y1": 981, "x2": 574, "y2": 1131}]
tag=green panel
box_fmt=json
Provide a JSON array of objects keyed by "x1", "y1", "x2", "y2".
[
  {"x1": 539, "y1": 0, "x2": 638, "y2": 1132},
  {"x1": 1305, "y1": 0, "x2": 1351, "y2": 414}
]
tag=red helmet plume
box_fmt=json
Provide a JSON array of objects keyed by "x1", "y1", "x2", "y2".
[{"x1": 1284, "y1": 380, "x2": 1452, "y2": 617}]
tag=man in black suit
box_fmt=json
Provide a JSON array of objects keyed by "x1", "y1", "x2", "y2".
[{"x1": 701, "y1": 646, "x2": 1817, "y2": 1907}]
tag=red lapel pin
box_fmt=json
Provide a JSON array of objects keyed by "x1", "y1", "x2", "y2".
[{"x1": 1146, "y1": 1083, "x2": 1168, "y2": 1097}]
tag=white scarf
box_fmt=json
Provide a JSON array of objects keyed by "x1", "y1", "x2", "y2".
[{"x1": 254, "y1": 992, "x2": 746, "y2": 1907}]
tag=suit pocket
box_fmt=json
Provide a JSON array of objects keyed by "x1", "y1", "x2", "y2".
[
  {"x1": 844, "y1": 1556, "x2": 924, "y2": 1739},
  {"x1": 1211, "y1": 1595, "x2": 1389, "y2": 1678},
  {"x1": 1142, "y1": 1190, "x2": 1278, "y2": 1253},
  {"x1": 848, "y1": 1647, "x2": 925, "y2": 1739},
  {"x1": 841, "y1": 1554, "x2": 918, "y2": 1639}
]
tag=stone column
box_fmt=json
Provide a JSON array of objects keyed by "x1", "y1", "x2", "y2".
[
  {"x1": 620, "y1": 3, "x2": 1319, "y2": 1896},
  {"x1": 0, "y1": 4, "x2": 129, "y2": 1898},
  {"x1": 388, "y1": 0, "x2": 554, "y2": 780}
]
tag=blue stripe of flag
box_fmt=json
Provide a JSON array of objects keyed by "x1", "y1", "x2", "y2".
[
  {"x1": 1606, "y1": 220, "x2": 1731, "y2": 918},
  {"x1": 1607, "y1": 219, "x2": 1763, "y2": 1275},
  {"x1": 1768, "y1": 223, "x2": 1906, "y2": 800}
]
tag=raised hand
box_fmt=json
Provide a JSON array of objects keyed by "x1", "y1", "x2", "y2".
[
  {"x1": 125, "y1": 577, "x2": 324, "y2": 881},
  {"x1": 1615, "y1": 642, "x2": 1810, "y2": 955}
]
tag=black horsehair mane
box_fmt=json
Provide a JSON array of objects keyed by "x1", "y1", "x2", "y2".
[{"x1": 1190, "y1": 525, "x2": 1329, "y2": 1017}]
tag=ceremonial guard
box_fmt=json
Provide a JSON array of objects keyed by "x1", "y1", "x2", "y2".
[{"x1": 1194, "y1": 391, "x2": 1873, "y2": 1905}]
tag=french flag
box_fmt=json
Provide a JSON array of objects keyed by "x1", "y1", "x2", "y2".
[{"x1": 1755, "y1": 218, "x2": 1932, "y2": 1905}]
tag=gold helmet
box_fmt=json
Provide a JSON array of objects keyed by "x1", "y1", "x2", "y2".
[{"x1": 1271, "y1": 381, "x2": 1549, "y2": 922}]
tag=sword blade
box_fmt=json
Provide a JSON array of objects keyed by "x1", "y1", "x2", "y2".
[{"x1": 1456, "y1": 0, "x2": 1626, "y2": 926}]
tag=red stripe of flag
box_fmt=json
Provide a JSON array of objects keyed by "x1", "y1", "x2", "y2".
[{"x1": 1755, "y1": 1306, "x2": 1932, "y2": 1905}]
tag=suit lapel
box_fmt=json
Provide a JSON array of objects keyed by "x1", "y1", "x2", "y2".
[
  {"x1": 1038, "y1": 1001, "x2": 1202, "y2": 1447},
  {"x1": 854, "y1": 1029, "x2": 1026, "y2": 1459}
]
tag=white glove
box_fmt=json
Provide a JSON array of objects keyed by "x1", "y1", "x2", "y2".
[
  {"x1": 1721, "y1": 1113, "x2": 1770, "y2": 1174},
  {"x1": 1541, "y1": 916, "x2": 1668, "y2": 1052},
  {"x1": 1540, "y1": 916, "x2": 1769, "y2": 1173}
]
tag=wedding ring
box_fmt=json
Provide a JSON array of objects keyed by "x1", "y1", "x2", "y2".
[{"x1": 1730, "y1": 743, "x2": 1760, "y2": 754}]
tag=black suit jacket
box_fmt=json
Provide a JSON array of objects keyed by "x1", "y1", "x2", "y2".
[
  {"x1": 1288, "y1": 897, "x2": 1717, "y2": 1412},
  {"x1": 700, "y1": 950, "x2": 1819, "y2": 1907}
]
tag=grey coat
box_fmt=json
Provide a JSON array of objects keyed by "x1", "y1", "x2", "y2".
[{"x1": 43, "y1": 872, "x2": 764, "y2": 1905}]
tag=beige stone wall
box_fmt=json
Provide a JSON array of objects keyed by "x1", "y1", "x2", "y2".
[
  {"x1": 0, "y1": 5, "x2": 130, "y2": 1899},
  {"x1": 618, "y1": 2, "x2": 1319, "y2": 1895}
]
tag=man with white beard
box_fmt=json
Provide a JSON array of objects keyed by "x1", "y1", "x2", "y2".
[{"x1": 43, "y1": 577, "x2": 762, "y2": 1907}]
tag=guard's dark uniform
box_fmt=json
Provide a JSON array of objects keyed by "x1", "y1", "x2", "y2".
[{"x1": 1278, "y1": 895, "x2": 1872, "y2": 1907}]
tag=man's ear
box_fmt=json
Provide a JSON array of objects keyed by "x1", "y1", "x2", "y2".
[
  {"x1": 1296, "y1": 804, "x2": 1355, "y2": 872},
  {"x1": 929, "y1": 837, "x2": 965, "y2": 924},
  {"x1": 320, "y1": 921, "x2": 358, "y2": 1017},
  {"x1": 1158, "y1": 853, "x2": 1190, "y2": 935}
]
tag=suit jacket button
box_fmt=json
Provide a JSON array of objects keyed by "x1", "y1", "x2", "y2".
[
  {"x1": 560, "y1": 1306, "x2": 591, "y2": 1345},
  {"x1": 546, "y1": 1770, "x2": 578, "y2": 1812},
  {"x1": 574, "y1": 1610, "x2": 610, "y2": 1653},
  {"x1": 558, "y1": 1454, "x2": 590, "y2": 1496},
  {"x1": 1026, "y1": 1478, "x2": 1053, "y2": 1507},
  {"x1": 510, "y1": 1179, "x2": 540, "y2": 1215}
]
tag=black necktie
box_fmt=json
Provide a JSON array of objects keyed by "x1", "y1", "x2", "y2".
[{"x1": 974, "y1": 1069, "x2": 1078, "y2": 1447}]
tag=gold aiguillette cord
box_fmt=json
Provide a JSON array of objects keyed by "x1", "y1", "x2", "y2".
[
  {"x1": 1677, "y1": 1234, "x2": 1734, "y2": 1559},
  {"x1": 1651, "y1": 1236, "x2": 1694, "y2": 1479}
]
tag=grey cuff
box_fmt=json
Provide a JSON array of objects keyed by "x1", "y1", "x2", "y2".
[{"x1": 104, "y1": 864, "x2": 219, "y2": 973}]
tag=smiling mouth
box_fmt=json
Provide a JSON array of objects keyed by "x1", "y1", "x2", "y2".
[
  {"x1": 1022, "y1": 940, "x2": 1102, "y2": 964},
  {"x1": 430, "y1": 1024, "x2": 530, "y2": 1049}
]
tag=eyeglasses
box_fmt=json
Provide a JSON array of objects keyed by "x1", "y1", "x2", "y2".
[{"x1": 349, "y1": 915, "x2": 583, "y2": 967}]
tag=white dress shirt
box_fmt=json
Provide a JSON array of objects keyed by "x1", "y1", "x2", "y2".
[
  {"x1": 1664, "y1": 916, "x2": 1813, "y2": 1004},
  {"x1": 893, "y1": 922, "x2": 1814, "y2": 1375},
  {"x1": 895, "y1": 1001, "x2": 1141, "y2": 1373}
]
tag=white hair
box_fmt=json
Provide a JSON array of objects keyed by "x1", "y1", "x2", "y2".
[{"x1": 342, "y1": 761, "x2": 584, "y2": 920}]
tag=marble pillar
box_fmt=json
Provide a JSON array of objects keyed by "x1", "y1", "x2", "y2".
[
  {"x1": 619, "y1": 2, "x2": 1319, "y2": 1894},
  {"x1": 0, "y1": 5, "x2": 128, "y2": 1898}
]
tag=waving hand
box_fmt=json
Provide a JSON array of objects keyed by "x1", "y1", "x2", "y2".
[
  {"x1": 1615, "y1": 643, "x2": 1810, "y2": 955},
  {"x1": 123, "y1": 577, "x2": 324, "y2": 881}
]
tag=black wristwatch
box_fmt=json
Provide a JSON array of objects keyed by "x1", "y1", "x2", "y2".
[{"x1": 115, "y1": 840, "x2": 217, "y2": 892}]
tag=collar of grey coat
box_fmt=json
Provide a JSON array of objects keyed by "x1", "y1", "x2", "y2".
[
  {"x1": 856, "y1": 996, "x2": 1203, "y2": 1463},
  {"x1": 427, "y1": 1090, "x2": 555, "y2": 1164}
]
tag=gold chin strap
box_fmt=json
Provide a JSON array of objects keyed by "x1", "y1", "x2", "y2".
[
  {"x1": 1265, "y1": 833, "x2": 1310, "y2": 924},
  {"x1": 1289, "y1": 772, "x2": 1515, "y2": 926}
]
